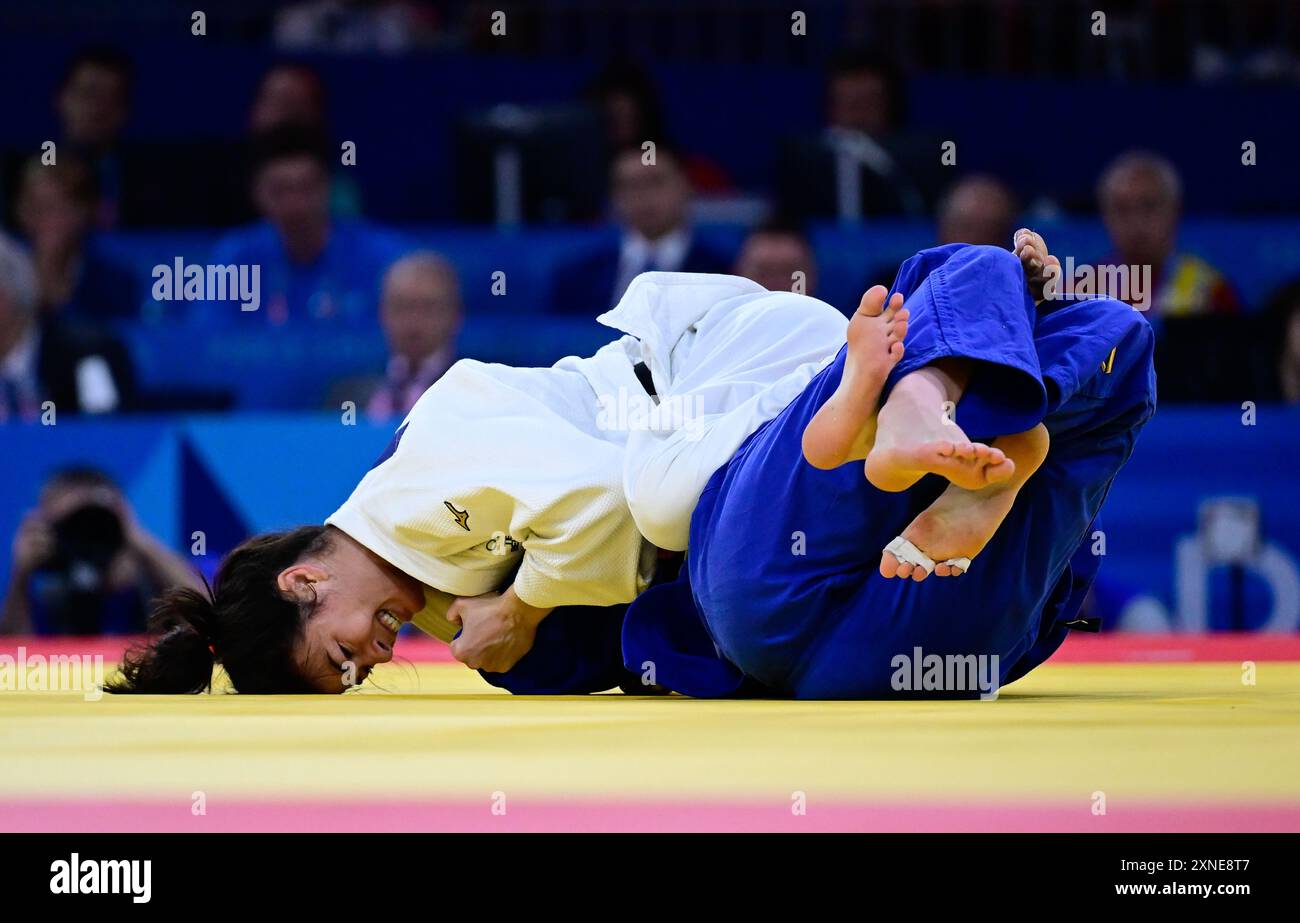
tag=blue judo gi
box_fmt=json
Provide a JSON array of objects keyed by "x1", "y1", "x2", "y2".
[{"x1": 490, "y1": 244, "x2": 1156, "y2": 698}]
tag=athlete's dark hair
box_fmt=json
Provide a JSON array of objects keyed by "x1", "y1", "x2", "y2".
[{"x1": 108, "y1": 526, "x2": 332, "y2": 695}]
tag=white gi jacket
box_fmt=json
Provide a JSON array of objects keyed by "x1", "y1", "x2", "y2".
[{"x1": 326, "y1": 272, "x2": 847, "y2": 641}]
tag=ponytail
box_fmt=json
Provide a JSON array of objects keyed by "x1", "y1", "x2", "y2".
[
  {"x1": 110, "y1": 587, "x2": 220, "y2": 693},
  {"x1": 108, "y1": 526, "x2": 332, "y2": 694}
]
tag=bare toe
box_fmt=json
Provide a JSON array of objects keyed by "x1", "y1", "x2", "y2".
[{"x1": 856, "y1": 285, "x2": 888, "y2": 317}]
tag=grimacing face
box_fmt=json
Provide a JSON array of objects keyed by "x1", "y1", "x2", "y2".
[{"x1": 281, "y1": 538, "x2": 425, "y2": 693}]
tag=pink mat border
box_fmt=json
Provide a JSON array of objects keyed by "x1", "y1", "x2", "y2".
[{"x1": 2, "y1": 798, "x2": 1297, "y2": 832}]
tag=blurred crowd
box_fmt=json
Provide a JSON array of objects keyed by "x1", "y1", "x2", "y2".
[{"x1": 1, "y1": 44, "x2": 1297, "y2": 430}]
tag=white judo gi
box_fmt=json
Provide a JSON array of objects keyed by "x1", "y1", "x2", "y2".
[{"x1": 326, "y1": 272, "x2": 847, "y2": 641}]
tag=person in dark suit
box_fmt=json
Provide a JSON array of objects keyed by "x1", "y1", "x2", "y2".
[
  {"x1": 0, "y1": 233, "x2": 134, "y2": 421},
  {"x1": 776, "y1": 47, "x2": 942, "y2": 222},
  {"x1": 550, "y1": 145, "x2": 731, "y2": 316},
  {"x1": 326, "y1": 251, "x2": 462, "y2": 420}
]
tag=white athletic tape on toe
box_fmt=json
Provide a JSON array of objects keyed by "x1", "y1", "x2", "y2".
[
  {"x1": 884, "y1": 537, "x2": 935, "y2": 576},
  {"x1": 884, "y1": 538, "x2": 971, "y2": 576}
]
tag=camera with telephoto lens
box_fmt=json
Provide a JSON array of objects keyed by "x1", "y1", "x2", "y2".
[{"x1": 34, "y1": 502, "x2": 127, "y2": 633}]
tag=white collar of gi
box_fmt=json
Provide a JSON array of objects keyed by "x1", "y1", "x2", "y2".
[{"x1": 597, "y1": 271, "x2": 767, "y2": 392}]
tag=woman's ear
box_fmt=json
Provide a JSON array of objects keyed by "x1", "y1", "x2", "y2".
[{"x1": 276, "y1": 563, "x2": 329, "y2": 604}]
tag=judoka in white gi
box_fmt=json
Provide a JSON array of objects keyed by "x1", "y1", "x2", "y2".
[{"x1": 108, "y1": 273, "x2": 849, "y2": 694}]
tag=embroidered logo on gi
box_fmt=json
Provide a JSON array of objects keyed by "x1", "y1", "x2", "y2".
[
  {"x1": 444, "y1": 501, "x2": 471, "y2": 531},
  {"x1": 1100, "y1": 346, "x2": 1117, "y2": 374}
]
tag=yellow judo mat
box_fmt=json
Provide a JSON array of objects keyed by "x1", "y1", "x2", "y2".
[{"x1": 2, "y1": 646, "x2": 1299, "y2": 831}]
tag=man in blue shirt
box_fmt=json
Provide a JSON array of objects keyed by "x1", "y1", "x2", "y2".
[{"x1": 196, "y1": 125, "x2": 407, "y2": 327}]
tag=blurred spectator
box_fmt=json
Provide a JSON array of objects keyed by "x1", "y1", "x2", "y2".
[
  {"x1": 0, "y1": 46, "x2": 246, "y2": 228},
  {"x1": 585, "y1": 60, "x2": 733, "y2": 193},
  {"x1": 274, "y1": 0, "x2": 440, "y2": 53},
  {"x1": 247, "y1": 63, "x2": 362, "y2": 217},
  {"x1": 1097, "y1": 150, "x2": 1241, "y2": 316},
  {"x1": 328, "y1": 252, "x2": 462, "y2": 419},
  {"x1": 51, "y1": 46, "x2": 133, "y2": 228},
  {"x1": 776, "y1": 48, "x2": 941, "y2": 222},
  {"x1": 198, "y1": 125, "x2": 407, "y2": 326},
  {"x1": 865, "y1": 174, "x2": 1018, "y2": 290},
  {"x1": 1, "y1": 467, "x2": 202, "y2": 635},
  {"x1": 937, "y1": 174, "x2": 1018, "y2": 247},
  {"x1": 0, "y1": 233, "x2": 134, "y2": 420},
  {"x1": 1261, "y1": 280, "x2": 1300, "y2": 403},
  {"x1": 250, "y1": 63, "x2": 328, "y2": 132},
  {"x1": 14, "y1": 157, "x2": 139, "y2": 320},
  {"x1": 735, "y1": 220, "x2": 818, "y2": 297},
  {"x1": 549, "y1": 145, "x2": 730, "y2": 315}
]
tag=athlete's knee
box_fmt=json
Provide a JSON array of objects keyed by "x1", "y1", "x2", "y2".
[{"x1": 1028, "y1": 421, "x2": 1051, "y2": 462}]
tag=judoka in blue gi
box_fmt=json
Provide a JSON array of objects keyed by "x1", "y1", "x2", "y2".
[{"x1": 484, "y1": 233, "x2": 1157, "y2": 699}]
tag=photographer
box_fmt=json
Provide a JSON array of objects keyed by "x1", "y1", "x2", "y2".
[{"x1": 1, "y1": 467, "x2": 203, "y2": 635}]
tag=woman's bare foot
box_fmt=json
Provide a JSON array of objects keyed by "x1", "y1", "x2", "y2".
[
  {"x1": 880, "y1": 424, "x2": 1050, "y2": 582},
  {"x1": 802, "y1": 286, "x2": 908, "y2": 470},
  {"x1": 863, "y1": 358, "x2": 1015, "y2": 492}
]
